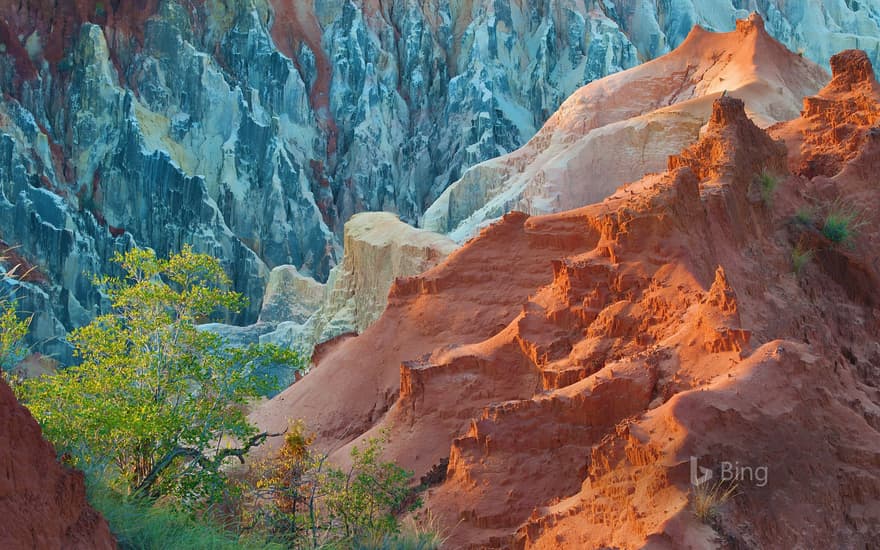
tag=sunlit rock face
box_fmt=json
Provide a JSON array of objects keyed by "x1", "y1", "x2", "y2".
[{"x1": 0, "y1": 0, "x2": 877, "y2": 360}]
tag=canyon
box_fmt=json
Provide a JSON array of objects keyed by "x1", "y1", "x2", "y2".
[
  {"x1": 0, "y1": 2, "x2": 879, "y2": 548},
  {"x1": 253, "y1": 32, "x2": 880, "y2": 550}
]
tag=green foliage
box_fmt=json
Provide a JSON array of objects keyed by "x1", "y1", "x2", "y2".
[
  {"x1": 248, "y1": 425, "x2": 422, "y2": 548},
  {"x1": 791, "y1": 243, "x2": 814, "y2": 275},
  {"x1": 821, "y1": 201, "x2": 865, "y2": 246},
  {"x1": 0, "y1": 262, "x2": 31, "y2": 376},
  {"x1": 16, "y1": 246, "x2": 303, "y2": 503},
  {"x1": 352, "y1": 516, "x2": 446, "y2": 550},
  {"x1": 323, "y1": 432, "x2": 416, "y2": 539},
  {"x1": 756, "y1": 169, "x2": 778, "y2": 205},
  {"x1": 0, "y1": 299, "x2": 30, "y2": 374},
  {"x1": 88, "y1": 481, "x2": 281, "y2": 550}
]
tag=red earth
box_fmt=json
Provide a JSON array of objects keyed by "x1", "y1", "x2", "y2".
[
  {"x1": 253, "y1": 46, "x2": 880, "y2": 549},
  {"x1": 0, "y1": 377, "x2": 115, "y2": 549}
]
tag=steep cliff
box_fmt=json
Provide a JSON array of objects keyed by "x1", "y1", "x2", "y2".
[
  {"x1": 0, "y1": 377, "x2": 115, "y2": 549},
  {"x1": 1, "y1": 1, "x2": 878, "y2": 361},
  {"x1": 260, "y1": 212, "x2": 458, "y2": 356},
  {"x1": 253, "y1": 49, "x2": 880, "y2": 548},
  {"x1": 422, "y1": 14, "x2": 829, "y2": 240}
]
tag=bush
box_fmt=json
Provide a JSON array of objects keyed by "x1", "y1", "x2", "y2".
[{"x1": 248, "y1": 425, "x2": 424, "y2": 548}]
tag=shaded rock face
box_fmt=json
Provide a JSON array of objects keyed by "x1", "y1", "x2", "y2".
[
  {"x1": 0, "y1": 1, "x2": 877, "y2": 361},
  {"x1": 253, "y1": 52, "x2": 880, "y2": 548},
  {"x1": 0, "y1": 377, "x2": 115, "y2": 549}
]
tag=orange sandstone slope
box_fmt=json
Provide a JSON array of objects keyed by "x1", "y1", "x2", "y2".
[
  {"x1": 0, "y1": 377, "x2": 115, "y2": 549},
  {"x1": 253, "y1": 52, "x2": 880, "y2": 548}
]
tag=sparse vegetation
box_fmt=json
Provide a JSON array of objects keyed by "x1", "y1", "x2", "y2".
[
  {"x1": 88, "y1": 481, "x2": 281, "y2": 550},
  {"x1": 247, "y1": 424, "x2": 431, "y2": 548},
  {"x1": 791, "y1": 243, "x2": 814, "y2": 275},
  {"x1": 353, "y1": 516, "x2": 447, "y2": 550},
  {"x1": 692, "y1": 480, "x2": 738, "y2": 523},
  {"x1": 6, "y1": 247, "x2": 429, "y2": 547},
  {"x1": 793, "y1": 206, "x2": 815, "y2": 226},
  {"x1": 821, "y1": 200, "x2": 865, "y2": 246},
  {"x1": 756, "y1": 169, "x2": 779, "y2": 205}
]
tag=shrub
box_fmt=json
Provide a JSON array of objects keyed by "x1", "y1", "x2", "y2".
[
  {"x1": 692, "y1": 480, "x2": 738, "y2": 523},
  {"x1": 248, "y1": 425, "x2": 421, "y2": 547}
]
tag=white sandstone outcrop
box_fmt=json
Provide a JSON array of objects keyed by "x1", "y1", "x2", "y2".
[{"x1": 259, "y1": 212, "x2": 456, "y2": 360}]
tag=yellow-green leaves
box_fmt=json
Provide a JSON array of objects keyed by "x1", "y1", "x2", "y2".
[{"x1": 16, "y1": 247, "x2": 305, "y2": 505}]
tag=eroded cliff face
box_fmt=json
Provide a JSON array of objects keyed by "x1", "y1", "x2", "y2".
[
  {"x1": 259, "y1": 212, "x2": 458, "y2": 356},
  {"x1": 1, "y1": 1, "x2": 878, "y2": 361},
  {"x1": 0, "y1": 377, "x2": 115, "y2": 549},
  {"x1": 422, "y1": 14, "x2": 830, "y2": 241},
  {"x1": 206, "y1": 211, "x2": 457, "y2": 373},
  {"x1": 253, "y1": 51, "x2": 880, "y2": 548}
]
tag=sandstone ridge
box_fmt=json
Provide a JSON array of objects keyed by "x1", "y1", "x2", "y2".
[{"x1": 255, "y1": 48, "x2": 880, "y2": 548}]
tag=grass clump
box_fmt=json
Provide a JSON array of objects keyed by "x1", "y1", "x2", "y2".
[
  {"x1": 692, "y1": 481, "x2": 738, "y2": 524},
  {"x1": 88, "y1": 483, "x2": 279, "y2": 550},
  {"x1": 791, "y1": 243, "x2": 814, "y2": 275},
  {"x1": 352, "y1": 514, "x2": 447, "y2": 550},
  {"x1": 821, "y1": 201, "x2": 865, "y2": 246},
  {"x1": 756, "y1": 169, "x2": 779, "y2": 205}
]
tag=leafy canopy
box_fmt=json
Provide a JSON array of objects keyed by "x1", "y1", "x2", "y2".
[{"x1": 17, "y1": 246, "x2": 302, "y2": 502}]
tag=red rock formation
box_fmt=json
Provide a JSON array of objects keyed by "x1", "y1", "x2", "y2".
[
  {"x1": 0, "y1": 377, "x2": 115, "y2": 549},
  {"x1": 254, "y1": 49, "x2": 880, "y2": 549},
  {"x1": 773, "y1": 49, "x2": 880, "y2": 178}
]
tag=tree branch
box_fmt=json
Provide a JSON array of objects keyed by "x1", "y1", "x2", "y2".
[{"x1": 133, "y1": 429, "x2": 286, "y2": 496}]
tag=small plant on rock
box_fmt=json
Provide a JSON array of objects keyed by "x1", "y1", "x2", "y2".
[
  {"x1": 756, "y1": 169, "x2": 779, "y2": 206},
  {"x1": 692, "y1": 480, "x2": 738, "y2": 524},
  {"x1": 791, "y1": 243, "x2": 814, "y2": 275},
  {"x1": 821, "y1": 200, "x2": 865, "y2": 246}
]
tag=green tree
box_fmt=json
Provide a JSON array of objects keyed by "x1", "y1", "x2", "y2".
[{"x1": 17, "y1": 246, "x2": 302, "y2": 503}]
